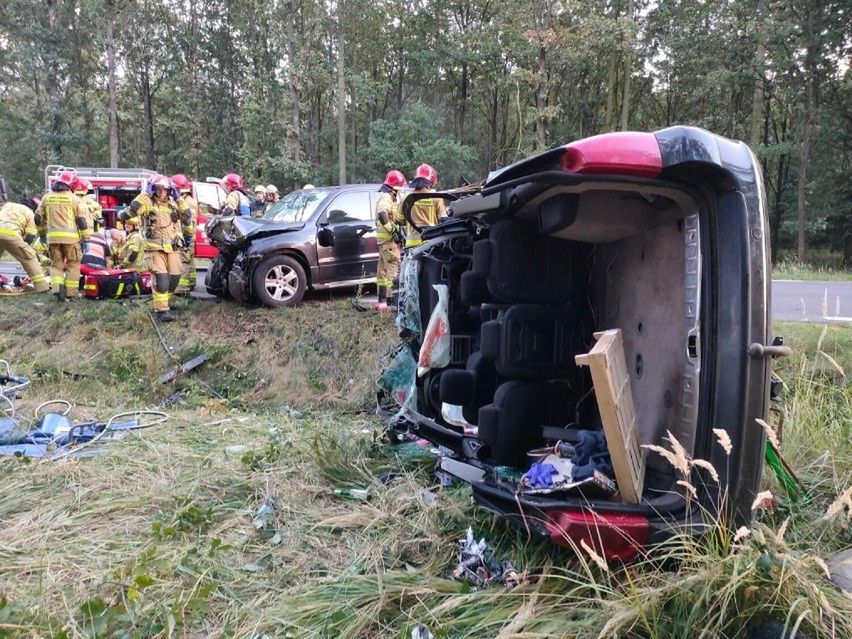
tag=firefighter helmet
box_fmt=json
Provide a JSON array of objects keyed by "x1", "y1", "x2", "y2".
[
  {"x1": 57, "y1": 170, "x2": 76, "y2": 188},
  {"x1": 71, "y1": 176, "x2": 88, "y2": 194},
  {"x1": 383, "y1": 170, "x2": 407, "y2": 190},
  {"x1": 266, "y1": 184, "x2": 279, "y2": 194},
  {"x1": 146, "y1": 174, "x2": 171, "y2": 197},
  {"x1": 171, "y1": 174, "x2": 192, "y2": 193},
  {"x1": 222, "y1": 173, "x2": 244, "y2": 192},
  {"x1": 414, "y1": 163, "x2": 437, "y2": 186}
]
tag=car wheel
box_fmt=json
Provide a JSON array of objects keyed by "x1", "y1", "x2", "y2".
[{"x1": 252, "y1": 255, "x2": 306, "y2": 307}]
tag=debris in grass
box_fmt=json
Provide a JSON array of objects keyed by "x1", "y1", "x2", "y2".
[
  {"x1": 411, "y1": 624, "x2": 434, "y2": 639},
  {"x1": 226, "y1": 444, "x2": 249, "y2": 455},
  {"x1": 332, "y1": 487, "x2": 369, "y2": 500},
  {"x1": 827, "y1": 549, "x2": 852, "y2": 594},
  {"x1": 451, "y1": 526, "x2": 527, "y2": 588}
]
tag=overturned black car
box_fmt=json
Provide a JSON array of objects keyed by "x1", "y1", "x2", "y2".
[{"x1": 381, "y1": 126, "x2": 784, "y2": 561}]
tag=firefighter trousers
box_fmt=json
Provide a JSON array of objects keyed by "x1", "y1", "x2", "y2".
[
  {"x1": 147, "y1": 250, "x2": 182, "y2": 312},
  {"x1": 0, "y1": 236, "x2": 49, "y2": 292},
  {"x1": 376, "y1": 241, "x2": 400, "y2": 300},
  {"x1": 48, "y1": 243, "x2": 82, "y2": 297},
  {"x1": 178, "y1": 245, "x2": 196, "y2": 292}
]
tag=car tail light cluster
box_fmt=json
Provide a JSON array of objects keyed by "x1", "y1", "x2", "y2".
[
  {"x1": 544, "y1": 509, "x2": 650, "y2": 561},
  {"x1": 560, "y1": 132, "x2": 662, "y2": 179}
]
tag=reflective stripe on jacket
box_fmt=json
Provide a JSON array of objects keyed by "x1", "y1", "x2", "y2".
[{"x1": 375, "y1": 191, "x2": 399, "y2": 243}]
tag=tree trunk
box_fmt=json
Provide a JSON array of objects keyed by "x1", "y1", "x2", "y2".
[
  {"x1": 796, "y1": 17, "x2": 818, "y2": 264},
  {"x1": 604, "y1": 1, "x2": 621, "y2": 131},
  {"x1": 337, "y1": 9, "x2": 346, "y2": 185},
  {"x1": 619, "y1": 0, "x2": 635, "y2": 131},
  {"x1": 749, "y1": 0, "x2": 767, "y2": 149},
  {"x1": 46, "y1": 0, "x2": 62, "y2": 159},
  {"x1": 106, "y1": 0, "x2": 119, "y2": 167},
  {"x1": 141, "y1": 64, "x2": 156, "y2": 169},
  {"x1": 285, "y1": 1, "x2": 302, "y2": 164},
  {"x1": 536, "y1": 43, "x2": 547, "y2": 149}
]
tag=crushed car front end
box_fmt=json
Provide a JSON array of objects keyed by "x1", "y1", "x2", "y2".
[{"x1": 380, "y1": 126, "x2": 775, "y2": 560}]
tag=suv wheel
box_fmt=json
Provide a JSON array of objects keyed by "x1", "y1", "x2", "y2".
[{"x1": 252, "y1": 255, "x2": 306, "y2": 307}]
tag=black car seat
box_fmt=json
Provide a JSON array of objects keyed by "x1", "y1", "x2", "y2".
[
  {"x1": 460, "y1": 218, "x2": 589, "y2": 306},
  {"x1": 438, "y1": 352, "x2": 498, "y2": 425},
  {"x1": 478, "y1": 381, "x2": 545, "y2": 467},
  {"x1": 479, "y1": 304, "x2": 588, "y2": 380}
]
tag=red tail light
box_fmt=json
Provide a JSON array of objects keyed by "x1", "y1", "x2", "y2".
[
  {"x1": 560, "y1": 132, "x2": 662, "y2": 179},
  {"x1": 545, "y1": 509, "x2": 650, "y2": 562}
]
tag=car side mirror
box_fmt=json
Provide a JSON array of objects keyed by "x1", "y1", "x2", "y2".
[{"x1": 317, "y1": 226, "x2": 335, "y2": 247}]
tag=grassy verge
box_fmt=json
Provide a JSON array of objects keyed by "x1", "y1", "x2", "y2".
[
  {"x1": 0, "y1": 299, "x2": 849, "y2": 637},
  {"x1": 773, "y1": 259, "x2": 852, "y2": 281}
]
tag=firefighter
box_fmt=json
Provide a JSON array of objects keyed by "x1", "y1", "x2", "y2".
[
  {"x1": 115, "y1": 216, "x2": 146, "y2": 272},
  {"x1": 404, "y1": 163, "x2": 445, "y2": 249},
  {"x1": 73, "y1": 178, "x2": 102, "y2": 237},
  {"x1": 252, "y1": 185, "x2": 267, "y2": 217},
  {"x1": 80, "y1": 229, "x2": 111, "y2": 269},
  {"x1": 0, "y1": 198, "x2": 49, "y2": 293},
  {"x1": 119, "y1": 174, "x2": 187, "y2": 321},
  {"x1": 266, "y1": 184, "x2": 280, "y2": 203},
  {"x1": 373, "y1": 169, "x2": 407, "y2": 312},
  {"x1": 221, "y1": 173, "x2": 250, "y2": 216},
  {"x1": 171, "y1": 174, "x2": 198, "y2": 293},
  {"x1": 37, "y1": 170, "x2": 89, "y2": 300}
]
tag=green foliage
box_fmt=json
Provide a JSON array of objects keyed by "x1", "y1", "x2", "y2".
[{"x1": 0, "y1": 0, "x2": 848, "y2": 259}]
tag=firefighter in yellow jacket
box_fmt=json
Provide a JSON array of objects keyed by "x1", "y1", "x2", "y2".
[
  {"x1": 171, "y1": 174, "x2": 198, "y2": 293},
  {"x1": 404, "y1": 163, "x2": 445, "y2": 249},
  {"x1": 373, "y1": 169, "x2": 407, "y2": 312},
  {"x1": 119, "y1": 174, "x2": 188, "y2": 321},
  {"x1": 0, "y1": 198, "x2": 49, "y2": 293},
  {"x1": 115, "y1": 214, "x2": 146, "y2": 272},
  {"x1": 37, "y1": 170, "x2": 90, "y2": 300},
  {"x1": 72, "y1": 177, "x2": 102, "y2": 238}
]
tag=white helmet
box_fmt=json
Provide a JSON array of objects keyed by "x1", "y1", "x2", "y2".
[
  {"x1": 302, "y1": 184, "x2": 315, "y2": 190},
  {"x1": 254, "y1": 184, "x2": 267, "y2": 194},
  {"x1": 266, "y1": 184, "x2": 279, "y2": 194}
]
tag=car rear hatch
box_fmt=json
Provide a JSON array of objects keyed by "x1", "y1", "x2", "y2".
[{"x1": 387, "y1": 126, "x2": 772, "y2": 559}]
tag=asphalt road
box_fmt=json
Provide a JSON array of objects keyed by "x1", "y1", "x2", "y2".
[{"x1": 1, "y1": 260, "x2": 849, "y2": 324}]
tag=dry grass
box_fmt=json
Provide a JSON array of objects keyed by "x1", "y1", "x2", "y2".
[{"x1": 0, "y1": 298, "x2": 850, "y2": 637}]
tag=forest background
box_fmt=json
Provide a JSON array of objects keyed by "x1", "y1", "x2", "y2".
[{"x1": 0, "y1": 0, "x2": 848, "y2": 263}]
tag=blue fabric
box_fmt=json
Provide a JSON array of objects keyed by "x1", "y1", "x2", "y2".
[
  {"x1": 523, "y1": 461, "x2": 558, "y2": 487},
  {"x1": 570, "y1": 430, "x2": 613, "y2": 481}
]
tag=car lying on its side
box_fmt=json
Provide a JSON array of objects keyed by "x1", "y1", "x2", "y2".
[
  {"x1": 382, "y1": 126, "x2": 784, "y2": 560},
  {"x1": 205, "y1": 185, "x2": 381, "y2": 307}
]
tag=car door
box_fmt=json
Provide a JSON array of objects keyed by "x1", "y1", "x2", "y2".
[{"x1": 315, "y1": 190, "x2": 377, "y2": 282}]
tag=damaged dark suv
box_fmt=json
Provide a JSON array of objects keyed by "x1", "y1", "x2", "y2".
[
  {"x1": 381, "y1": 126, "x2": 784, "y2": 561},
  {"x1": 205, "y1": 185, "x2": 381, "y2": 307}
]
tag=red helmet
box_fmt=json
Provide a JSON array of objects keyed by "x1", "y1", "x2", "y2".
[
  {"x1": 222, "y1": 173, "x2": 244, "y2": 192},
  {"x1": 383, "y1": 170, "x2": 407, "y2": 190},
  {"x1": 57, "y1": 170, "x2": 76, "y2": 187},
  {"x1": 171, "y1": 173, "x2": 192, "y2": 192},
  {"x1": 414, "y1": 163, "x2": 438, "y2": 186},
  {"x1": 71, "y1": 176, "x2": 88, "y2": 193}
]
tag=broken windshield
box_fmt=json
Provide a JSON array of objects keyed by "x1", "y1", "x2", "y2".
[{"x1": 263, "y1": 189, "x2": 332, "y2": 222}]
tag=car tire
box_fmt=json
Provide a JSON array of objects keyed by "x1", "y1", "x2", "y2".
[{"x1": 252, "y1": 255, "x2": 307, "y2": 307}]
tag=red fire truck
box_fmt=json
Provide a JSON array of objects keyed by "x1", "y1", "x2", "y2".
[{"x1": 43, "y1": 165, "x2": 225, "y2": 259}]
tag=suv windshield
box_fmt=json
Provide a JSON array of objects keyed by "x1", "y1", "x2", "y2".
[{"x1": 263, "y1": 189, "x2": 332, "y2": 222}]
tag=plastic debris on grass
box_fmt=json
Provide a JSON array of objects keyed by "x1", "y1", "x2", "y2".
[
  {"x1": 450, "y1": 527, "x2": 525, "y2": 588},
  {"x1": 332, "y1": 488, "x2": 370, "y2": 501},
  {"x1": 377, "y1": 347, "x2": 418, "y2": 417},
  {"x1": 395, "y1": 256, "x2": 421, "y2": 337},
  {"x1": 417, "y1": 284, "x2": 450, "y2": 377},
  {"x1": 411, "y1": 624, "x2": 434, "y2": 639}
]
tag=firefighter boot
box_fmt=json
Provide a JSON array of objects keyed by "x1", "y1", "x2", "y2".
[
  {"x1": 56, "y1": 284, "x2": 67, "y2": 302},
  {"x1": 156, "y1": 310, "x2": 175, "y2": 323}
]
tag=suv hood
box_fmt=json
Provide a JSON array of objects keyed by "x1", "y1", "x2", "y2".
[{"x1": 207, "y1": 216, "x2": 305, "y2": 247}]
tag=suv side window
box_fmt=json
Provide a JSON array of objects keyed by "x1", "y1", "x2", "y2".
[{"x1": 325, "y1": 191, "x2": 372, "y2": 224}]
